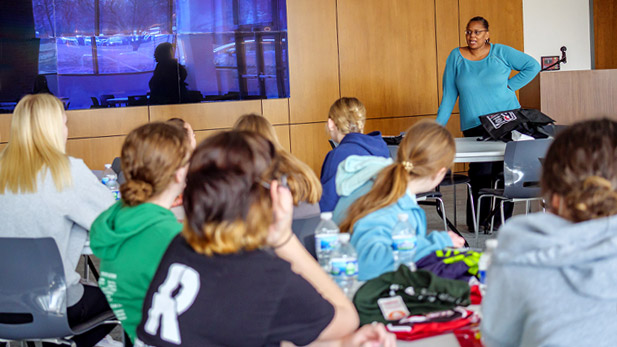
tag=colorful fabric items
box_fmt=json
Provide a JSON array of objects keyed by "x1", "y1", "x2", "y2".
[
  {"x1": 416, "y1": 249, "x2": 481, "y2": 281},
  {"x1": 353, "y1": 266, "x2": 471, "y2": 325},
  {"x1": 386, "y1": 307, "x2": 480, "y2": 341}
]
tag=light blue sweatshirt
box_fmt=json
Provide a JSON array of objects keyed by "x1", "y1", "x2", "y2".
[
  {"x1": 436, "y1": 44, "x2": 540, "y2": 131},
  {"x1": 332, "y1": 155, "x2": 393, "y2": 224},
  {"x1": 482, "y1": 212, "x2": 617, "y2": 346},
  {"x1": 331, "y1": 155, "x2": 453, "y2": 281}
]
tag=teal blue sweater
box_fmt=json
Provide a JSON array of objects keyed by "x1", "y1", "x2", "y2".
[{"x1": 436, "y1": 44, "x2": 540, "y2": 131}]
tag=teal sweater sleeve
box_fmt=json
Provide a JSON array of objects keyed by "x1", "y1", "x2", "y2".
[
  {"x1": 349, "y1": 195, "x2": 453, "y2": 281},
  {"x1": 435, "y1": 50, "x2": 459, "y2": 127},
  {"x1": 436, "y1": 44, "x2": 540, "y2": 131},
  {"x1": 500, "y1": 44, "x2": 541, "y2": 91}
]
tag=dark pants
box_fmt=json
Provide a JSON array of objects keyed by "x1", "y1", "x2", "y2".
[
  {"x1": 65, "y1": 284, "x2": 117, "y2": 347},
  {"x1": 0, "y1": 285, "x2": 116, "y2": 347},
  {"x1": 463, "y1": 126, "x2": 513, "y2": 230}
]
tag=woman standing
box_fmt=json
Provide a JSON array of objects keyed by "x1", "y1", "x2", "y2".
[{"x1": 436, "y1": 16, "x2": 540, "y2": 230}]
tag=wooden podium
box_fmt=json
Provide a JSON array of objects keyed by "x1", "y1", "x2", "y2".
[{"x1": 519, "y1": 69, "x2": 617, "y2": 124}]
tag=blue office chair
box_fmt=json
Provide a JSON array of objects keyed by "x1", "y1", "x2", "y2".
[
  {"x1": 475, "y1": 139, "x2": 552, "y2": 237},
  {"x1": 0, "y1": 237, "x2": 119, "y2": 346}
]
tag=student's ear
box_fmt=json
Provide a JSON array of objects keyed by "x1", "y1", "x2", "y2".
[
  {"x1": 434, "y1": 167, "x2": 448, "y2": 181},
  {"x1": 327, "y1": 118, "x2": 337, "y2": 132},
  {"x1": 174, "y1": 164, "x2": 189, "y2": 184}
]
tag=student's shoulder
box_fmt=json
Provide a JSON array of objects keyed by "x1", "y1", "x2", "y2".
[{"x1": 356, "y1": 202, "x2": 400, "y2": 228}]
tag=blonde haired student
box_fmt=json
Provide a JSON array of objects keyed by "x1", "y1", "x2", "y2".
[
  {"x1": 320, "y1": 97, "x2": 390, "y2": 212},
  {"x1": 234, "y1": 114, "x2": 322, "y2": 214},
  {"x1": 0, "y1": 94, "x2": 116, "y2": 347},
  {"x1": 338, "y1": 121, "x2": 466, "y2": 281}
]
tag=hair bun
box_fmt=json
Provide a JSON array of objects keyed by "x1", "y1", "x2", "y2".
[
  {"x1": 566, "y1": 176, "x2": 617, "y2": 222},
  {"x1": 121, "y1": 179, "x2": 154, "y2": 206}
]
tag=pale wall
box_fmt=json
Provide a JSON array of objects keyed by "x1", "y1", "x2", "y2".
[{"x1": 523, "y1": 0, "x2": 592, "y2": 70}]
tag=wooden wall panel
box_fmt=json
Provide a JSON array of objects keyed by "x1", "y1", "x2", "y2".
[
  {"x1": 273, "y1": 125, "x2": 291, "y2": 152},
  {"x1": 262, "y1": 99, "x2": 289, "y2": 125},
  {"x1": 458, "y1": 0, "x2": 524, "y2": 51},
  {"x1": 287, "y1": 0, "x2": 340, "y2": 123},
  {"x1": 149, "y1": 101, "x2": 262, "y2": 130},
  {"x1": 435, "y1": 0, "x2": 460, "y2": 113},
  {"x1": 66, "y1": 106, "x2": 148, "y2": 138},
  {"x1": 66, "y1": 136, "x2": 125, "y2": 170},
  {"x1": 337, "y1": 0, "x2": 438, "y2": 118},
  {"x1": 0, "y1": 114, "x2": 11, "y2": 143},
  {"x1": 195, "y1": 129, "x2": 225, "y2": 145},
  {"x1": 539, "y1": 70, "x2": 617, "y2": 124},
  {"x1": 290, "y1": 122, "x2": 331, "y2": 174},
  {"x1": 594, "y1": 0, "x2": 617, "y2": 69}
]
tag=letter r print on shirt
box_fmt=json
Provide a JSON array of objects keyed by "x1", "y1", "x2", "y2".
[{"x1": 144, "y1": 263, "x2": 200, "y2": 345}]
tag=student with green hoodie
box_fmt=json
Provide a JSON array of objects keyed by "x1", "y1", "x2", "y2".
[{"x1": 90, "y1": 122, "x2": 191, "y2": 343}]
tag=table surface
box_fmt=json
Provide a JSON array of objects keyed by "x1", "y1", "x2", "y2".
[{"x1": 454, "y1": 137, "x2": 506, "y2": 163}]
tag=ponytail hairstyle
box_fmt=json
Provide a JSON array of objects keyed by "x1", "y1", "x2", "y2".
[
  {"x1": 182, "y1": 130, "x2": 282, "y2": 256},
  {"x1": 120, "y1": 122, "x2": 190, "y2": 206},
  {"x1": 340, "y1": 121, "x2": 455, "y2": 234},
  {"x1": 328, "y1": 97, "x2": 366, "y2": 135},
  {"x1": 0, "y1": 93, "x2": 70, "y2": 193},
  {"x1": 234, "y1": 114, "x2": 322, "y2": 204},
  {"x1": 541, "y1": 119, "x2": 617, "y2": 222}
]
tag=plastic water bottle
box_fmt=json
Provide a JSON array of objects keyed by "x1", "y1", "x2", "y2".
[
  {"x1": 101, "y1": 164, "x2": 117, "y2": 185},
  {"x1": 106, "y1": 177, "x2": 121, "y2": 200},
  {"x1": 478, "y1": 239, "x2": 498, "y2": 293},
  {"x1": 391, "y1": 213, "x2": 417, "y2": 271},
  {"x1": 330, "y1": 233, "x2": 358, "y2": 299},
  {"x1": 314, "y1": 212, "x2": 340, "y2": 271}
]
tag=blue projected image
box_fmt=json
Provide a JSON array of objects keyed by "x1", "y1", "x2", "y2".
[{"x1": 13, "y1": 0, "x2": 290, "y2": 110}]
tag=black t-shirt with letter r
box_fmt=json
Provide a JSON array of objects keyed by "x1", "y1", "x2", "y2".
[{"x1": 135, "y1": 234, "x2": 335, "y2": 347}]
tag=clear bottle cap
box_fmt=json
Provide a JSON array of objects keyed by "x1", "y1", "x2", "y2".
[
  {"x1": 397, "y1": 213, "x2": 409, "y2": 222},
  {"x1": 485, "y1": 239, "x2": 498, "y2": 249},
  {"x1": 320, "y1": 212, "x2": 333, "y2": 220},
  {"x1": 339, "y1": 233, "x2": 350, "y2": 242},
  {"x1": 104, "y1": 164, "x2": 112, "y2": 168}
]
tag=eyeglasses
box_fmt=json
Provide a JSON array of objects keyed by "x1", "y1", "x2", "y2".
[{"x1": 464, "y1": 29, "x2": 488, "y2": 36}]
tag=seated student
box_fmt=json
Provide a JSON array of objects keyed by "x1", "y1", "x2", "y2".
[
  {"x1": 166, "y1": 117, "x2": 197, "y2": 149},
  {"x1": 233, "y1": 113, "x2": 322, "y2": 218},
  {"x1": 135, "y1": 131, "x2": 395, "y2": 347},
  {"x1": 90, "y1": 122, "x2": 191, "y2": 343},
  {"x1": 339, "y1": 121, "x2": 466, "y2": 281},
  {"x1": 482, "y1": 119, "x2": 617, "y2": 346},
  {"x1": 0, "y1": 94, "x2": 116, "y2": 347},
  {"x1": 320, "y1": 97, "x2": 389, "y2": 212}
]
